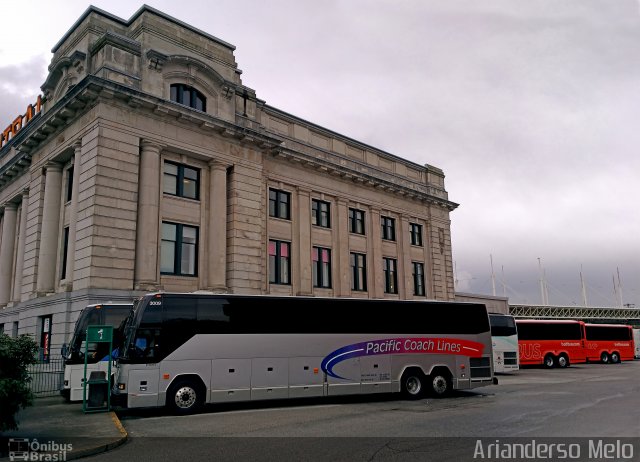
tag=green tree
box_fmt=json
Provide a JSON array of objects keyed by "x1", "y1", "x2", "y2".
[{"x1": 0, "y1": 333, "x2": 38, "y2": 431}]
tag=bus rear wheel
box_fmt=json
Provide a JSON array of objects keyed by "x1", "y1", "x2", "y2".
[
  {"x1": 167, "y1": 378, "x2": 204, "y2": 414},
  {"x1": 556, "y1": 354, "x2": 569, "y2": 368},
  {"x1": 429, "y1": 369, "x2": 452, "y2": 398},
  {"x1": 610, "y1": 352, "x2": 620, "y2": 364},
  {"x1": 543, "y1": 354, "x2": 555, "y2": 368},
  {"x1": 600, "y1": 352, "x2": 610, "y2": 364},
  {"x1": 401, "y1": 369, "x2": 425, "y2": 400}
]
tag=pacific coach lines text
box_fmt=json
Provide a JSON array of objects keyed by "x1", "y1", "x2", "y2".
[{"x1": 366, "y1": 339, "x2": 461, "y2": 354}]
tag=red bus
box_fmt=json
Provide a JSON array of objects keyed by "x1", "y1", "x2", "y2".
[
  {"x1": 516, "y1": 319, "x2": 586, "y2": 368},
  {"x1": 584, "y1": 324, "x2": 634, "y2": 364}
]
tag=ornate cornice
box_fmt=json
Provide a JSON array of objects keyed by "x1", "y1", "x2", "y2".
[{"x1": 267, "y1": 142, "x2": 458, "y2": 211}]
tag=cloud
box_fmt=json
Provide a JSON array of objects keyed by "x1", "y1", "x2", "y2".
[{"x1": 0, "y1": 54, "x2": 47, "y2": 127}]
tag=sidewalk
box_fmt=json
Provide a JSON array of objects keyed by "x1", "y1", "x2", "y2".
[{"x1": 0, "y1": 396, "x2": 127, "y2": 460}]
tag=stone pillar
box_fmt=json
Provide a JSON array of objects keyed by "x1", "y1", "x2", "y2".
[
  {"x1": 36, "y1": 162, "x2": 63, "y2": 295},
  {"x1": 296, "y1": 188, "x2": 312, "y2": 295},
  {"x1": 63, "y1": 141, "x2": 82, "y2": 290},
  {"x1": 399, "y1": 216, "x2": 411, "y2": 299},
  {"x1": 12, "y1": 189, "x2": 29, "y2": 302},
  {"x1": 334, "y1": 199, "x2": 350, "y2": 296},
  {"x1": 207, "y1": 161, "x2": 228, "y2": 291},
  {"x1": 0, "y1": 203, "x2": 18, "y2": 306},
  {"x1": 368, "y1": 208, "x2": 384, "y2": 298},
  {"x1": 134, "y1": 140, "x2": 162, "y2": 290}
]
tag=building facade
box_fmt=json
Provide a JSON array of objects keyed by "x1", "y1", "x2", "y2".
[{"x1": 0, "y1": 6, "x2": 458, "y2": 356}]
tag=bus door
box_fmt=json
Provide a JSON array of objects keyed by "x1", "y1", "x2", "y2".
[{"x1": 127, "y1": 329, "x2": 161, "y2": 408}]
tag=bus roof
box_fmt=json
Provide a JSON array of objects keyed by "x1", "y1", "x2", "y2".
[
  {"x1": 140, "y1": 292, "x2": 486, "y2": 307},
  {"x1": 515, "y1": 319, "x2": 584, "y2": 324}
]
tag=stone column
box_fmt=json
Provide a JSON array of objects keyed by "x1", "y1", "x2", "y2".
[
  {"x1": 334, "y1": 199, "x2": 350, "y2": 296},
  {"x1": 0, "y1": 203, "x2": 18, "y2": 306},
  {"x1": 36, "y1": 162, "x2": 63, "y2": 295},
  {"x1": 368, "y1": 208, "x2": 384, "y2": 298},
  {"x1": 207, "y1": 161, "x2": 228, "y2": 291},
  {"x1": 63, "y1": 141, "x2": 82, "y2": 290},
  {"x1": 398, "y1": 216, "x2": 411, "y2": 299},
  {"x1": 134, "y1": 140, "x2": 162, "y2": 290},
  {"x1": 296, "y1": 188, "x2": 312, "y2": 295},
  {"x1": 12, "y1": 189, "x2": 29, "y2": 302}
]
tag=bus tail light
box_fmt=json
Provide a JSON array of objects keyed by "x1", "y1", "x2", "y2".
[{"x1": 460, "y1": 364, "x2": 466, "y2": 370}]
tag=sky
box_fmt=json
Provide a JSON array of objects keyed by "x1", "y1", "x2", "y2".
[{"x1": 1, "y1": 0, "x2": 638, "y2": 308}]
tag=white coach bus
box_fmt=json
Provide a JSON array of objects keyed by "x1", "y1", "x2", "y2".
[
  {"x1": 489, "y1": 313, "x2": 520, "y2": 373},
  {"x1": 61, "y1": 303, "x2": 132, "y2": 401},
  {"x1": 112, "y1": 293, "x2": 496, "y2": 413}
]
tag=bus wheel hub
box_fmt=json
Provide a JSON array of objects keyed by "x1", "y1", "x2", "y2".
[{"x1": 175, "y1": 387, "x2": 196, "y2": 408}]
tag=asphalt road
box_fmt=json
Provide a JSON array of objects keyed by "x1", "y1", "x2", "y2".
[{"x1": 84, "y1": 361, "x2": 640, "y2": 461}]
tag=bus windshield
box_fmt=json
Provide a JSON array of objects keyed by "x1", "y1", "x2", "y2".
[
  {"x1": 489, "y1": 314, "x2": 517, "y2": 337},
  {"x1": 65, "y1": 304, "x2": 132, "y2": 364}
]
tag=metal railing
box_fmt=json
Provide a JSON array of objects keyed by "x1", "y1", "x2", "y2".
[{"x1": 27, "y1": 356, "x2": 64, "y2": 397}]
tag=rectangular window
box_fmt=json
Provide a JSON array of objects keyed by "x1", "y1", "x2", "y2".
[
  {"x1": 311, "y1": 199, "x2": 331, "y2": 228},
  {"x1": 0, "y1": 324, "x2": 4, "y2": 335},
  {"x1": 348, "y1": 208, "x2": 365, "y2": 235},
  {"x1": 350, "y1": 253, "x2": 367, "y2": 291},
  {"x1": 381, "y1": 216, "x2": 396, "y2": 241},
  {"x1": 40, "y1": 315, "x2": 52, "y2": 362},
  {"x1": 161, "y1": 222, "x2": 199, "y2": 276},
  {"x1": 66, "y1": 166, "x2": 74, "y2": 203},
  {"x1": 61, "y1": 227, "x2": 69, "y2": 280},
  {"x1": 268, "y1": 189, "x2": 291, "y2": 220},
  {"x1": 269, "y1": 240, "x2": 291, "y2": 285},
  {"x1": 383, "y1": 257, "x2": 398, "y2": 294},
  {"x1": 312, "y1": 246, "x2": 332, "y2": 288},
  {"x1": 410, "y1": 223, "x2": 423, "y2": 247},
  {"x1": 12, "y1": 321, "x2": 18, "y2": 338},
  {"x1": 413, "y1": 262, "x2": 425, "y2": 296},
  {"x1": 163, "y1": 161, "x2": 200, "y2": 200}
]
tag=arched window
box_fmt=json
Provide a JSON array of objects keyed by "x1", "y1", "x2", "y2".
[{"x1": 170, "y1": 84, "x2": 206, "y2": 112}]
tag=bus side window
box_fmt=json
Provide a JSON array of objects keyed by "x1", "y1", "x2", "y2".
[{"x1": 197, "y1": 299, "x2": 230, "y2": 333}]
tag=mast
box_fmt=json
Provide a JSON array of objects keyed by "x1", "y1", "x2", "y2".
[
  {"x1": 580, "y1": 265, "x2": 588, "y2": 307},
  {"x1": 490, "y1": 254, "x2": 496, "y2": 297},
  {"x1": 617, "y1": 267, "x2": 623, "y2": 307},
  {"x1": 538, "y1": 258, "x2": 548, "y2": 305}
]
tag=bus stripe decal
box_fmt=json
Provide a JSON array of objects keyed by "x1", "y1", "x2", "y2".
[{"x1": 321, "y1": 337, "x2": 485, "y2": 380}]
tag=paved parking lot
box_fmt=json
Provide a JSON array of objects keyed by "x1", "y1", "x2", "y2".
[{"x1": 82, "y1": 361, "x2": 640, "y2": 461}]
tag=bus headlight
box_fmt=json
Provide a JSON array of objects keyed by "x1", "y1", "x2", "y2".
[{"x1": 117, "y1": 383, "x2": 126, "y2": 390}]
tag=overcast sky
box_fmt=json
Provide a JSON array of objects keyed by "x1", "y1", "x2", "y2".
[{"x1": 1, "y1": 1, "x2": 638, "y2": 307}]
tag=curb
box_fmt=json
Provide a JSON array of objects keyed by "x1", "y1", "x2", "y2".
[{"x1": 65, "y1": 412, "x2": 128, "y2": 461}]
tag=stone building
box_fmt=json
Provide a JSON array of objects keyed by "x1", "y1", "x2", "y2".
[{"x1": 0, "y1": 5, "x2": 458, "y2": 356}]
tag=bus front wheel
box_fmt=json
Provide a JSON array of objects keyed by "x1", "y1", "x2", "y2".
[
  {"x1": 543, "y1": 354, "x2": 555, "y2": 368},
  {"x1": 167, "y1": 378, "x2": 204, "y2": 414},
  {"x1": 610, "y1": 352, "x2": 620, "y2": 364},
  {"x1": 401, "y1": 369, "x2": 425, "y2": 399},
  {"x1": 600, "y1": 352, "x2": 610, "y2": 364}
]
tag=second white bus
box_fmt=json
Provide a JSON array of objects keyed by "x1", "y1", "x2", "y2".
[
  {"x1": 61, "y1": 303, "x2": 132, "y2": 401},
  {"x1": 489, "y1": 313, "x2": 519, "y2": 373}
]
